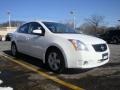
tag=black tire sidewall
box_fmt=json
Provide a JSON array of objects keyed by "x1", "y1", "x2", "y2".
[{"x1": 11, "y1": 43, "x2": 18, "y2": 57}]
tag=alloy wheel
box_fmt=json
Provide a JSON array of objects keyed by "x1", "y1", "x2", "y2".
[{"x1": 47, "y1": 49, "x2": 65, "y2": 73}]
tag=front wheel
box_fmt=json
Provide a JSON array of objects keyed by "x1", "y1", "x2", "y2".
[{"x1": 46, "y1": 49, "x2": 65, "y2": 73}]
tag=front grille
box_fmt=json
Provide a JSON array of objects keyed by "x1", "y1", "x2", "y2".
[{"x1": 92, "y1": 44, "x2": 107, "y2": 52}]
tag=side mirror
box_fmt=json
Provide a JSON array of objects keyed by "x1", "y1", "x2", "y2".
[{"x1": 32, "y1": 29, "x2": 44, "y2": 36}]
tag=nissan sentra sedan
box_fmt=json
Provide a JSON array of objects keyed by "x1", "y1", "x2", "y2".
[{"x1": 11, "y1": 21, "x2": 110, "y2": 73}]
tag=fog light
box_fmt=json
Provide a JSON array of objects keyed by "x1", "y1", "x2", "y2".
[{"x1": 83, "y1": 61, "x2": 88, "y2": 65}]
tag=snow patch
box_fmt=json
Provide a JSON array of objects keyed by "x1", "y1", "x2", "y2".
[
  {"x1": 0, "y1": 72, "x2": 13, "y2": 90},
  {"x1": 0, "y1": 80, "x2": 3, "y2": 84},
  {"x1": 0, "y1": 87, "x2": 13, "y2": 90}
]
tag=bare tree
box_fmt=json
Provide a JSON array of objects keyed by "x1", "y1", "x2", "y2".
[
  {"x1": 86, "y1": 15, "x2": 104, "y2": 26},
  {"x1": 84, "y1": 15, "x2": 105, "y2": 35},
  {"x1": 62, "y1": 19, "x2": 74, "y2": 28},
  {"x1": 80, "y1": 22, "x2": 96, "y2": 35}
]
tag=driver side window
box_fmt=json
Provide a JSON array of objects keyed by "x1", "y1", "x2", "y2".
[{"x1": 28, "y1": 22, "x2": 44, "y2": 34}]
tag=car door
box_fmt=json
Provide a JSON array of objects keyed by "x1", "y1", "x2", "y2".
[
  {"x1": 26, "y1": 22, "x2": 46, "y2": 59},
  {"x1": 16, "y1": 23, "x2": 30, "y2": 54}
]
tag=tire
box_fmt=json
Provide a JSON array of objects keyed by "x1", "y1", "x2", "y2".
[
  {"x1": 46, "y1": 49, "x2": 65, "y2": 73},
  {"x1": 11, "y1": 43, "x2": 18, "y2": 57}
]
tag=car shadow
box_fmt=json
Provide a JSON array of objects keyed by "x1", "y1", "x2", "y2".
[
  {"x1": 3, "y1": 50, "x2": 48, "y2": 70},
  {"x1": 62, "y1": 68, "x2": 92, "y2": 74},
  {"x1": 3, "y1": 50, "x2": 90, "y2": 74},
  {"x1": 102, "y1": 62, "x2": 120, "y2": 68}
]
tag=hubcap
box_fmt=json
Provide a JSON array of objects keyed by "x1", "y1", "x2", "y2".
[
  {"x1": 12, "y1": 44, "x2": 16, "y2": 56},
  {"x1": 48, "y1": 52, "x2": 61, "y2": 71}
]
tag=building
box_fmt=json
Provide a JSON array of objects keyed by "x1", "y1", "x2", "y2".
[{"x1": 0, "y1": 27, "x2": 17, "y2": 41}]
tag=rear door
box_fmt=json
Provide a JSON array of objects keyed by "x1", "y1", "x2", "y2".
[{"x1": 16, "y1": 23, "x2": 30, "y2": 54}]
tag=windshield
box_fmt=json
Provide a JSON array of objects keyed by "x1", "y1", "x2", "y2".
[{"x1": 43, "y1": 22, "x2": 78, "y2": 34}]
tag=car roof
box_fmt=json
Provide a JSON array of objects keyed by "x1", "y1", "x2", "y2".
[{"x1": 35, "y1": 20, "x2": 58, "y2": 23}]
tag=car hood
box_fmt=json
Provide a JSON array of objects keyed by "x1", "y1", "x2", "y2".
[{"x1": 55, "y1": 34, "x2": 106, "y2": 44}]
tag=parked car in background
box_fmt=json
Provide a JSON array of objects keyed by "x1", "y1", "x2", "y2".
[
  {"x1": 11, "y1": 21, "x2": 110, "y2": 73},
  {"x1": 5, "y1": 33, "x2": 13, "y2": 41},
  {"x1": 99, "y1": 30, "x2": 120, "y2": 44}
]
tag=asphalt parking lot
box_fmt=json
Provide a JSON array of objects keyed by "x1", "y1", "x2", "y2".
[{"x1": 0, "y1": 41, "x2": 120, "y2": 90}]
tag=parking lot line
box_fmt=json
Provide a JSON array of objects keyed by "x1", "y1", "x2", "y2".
[{"x1": 0, "y1": 53, "x2": 84, "y2": 90}]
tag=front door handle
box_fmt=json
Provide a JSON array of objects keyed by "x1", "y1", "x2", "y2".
[{"x1": 26, "y1": 37, "x2": 30, "y2": 40}]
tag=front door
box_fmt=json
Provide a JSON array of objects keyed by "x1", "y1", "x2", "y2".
[{"x1": 26, "y1": 22, "x2": 45, "y2": 59}]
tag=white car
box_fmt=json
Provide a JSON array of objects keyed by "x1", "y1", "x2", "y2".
[{"x1": 11, "y1": 21, "x2": 110, "y2": 73}]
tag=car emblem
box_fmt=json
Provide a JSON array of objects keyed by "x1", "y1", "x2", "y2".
[{"x1": 101, "y1": 45, "x2": 105, "y2": 51}]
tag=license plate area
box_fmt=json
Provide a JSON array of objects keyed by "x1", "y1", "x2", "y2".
[{"x1": 99, "y1": 53, "x2": 108, "y2": 62}]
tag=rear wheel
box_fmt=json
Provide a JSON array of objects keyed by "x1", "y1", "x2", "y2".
[
  {"x1": 46, "y1": 49, "x2": 65, "y2": 73},
  {"x1": 11, "y1": 43, "x2": 18, "y2": 57}
]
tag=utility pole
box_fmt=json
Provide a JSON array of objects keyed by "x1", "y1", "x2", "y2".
[
  {"x1": 7, "y1": 11, "x2": 11, "y2": 31},
  {"x1": 70, "y1": 11, "x2": 75, "y2": 29},
  {"x1": 118, "y1": 20, "x2": 120, "y2": 29}
]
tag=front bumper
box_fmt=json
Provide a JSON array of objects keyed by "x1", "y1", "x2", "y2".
[{"x1": 67, "y1": 48, "x2": 110, "y2": 69}]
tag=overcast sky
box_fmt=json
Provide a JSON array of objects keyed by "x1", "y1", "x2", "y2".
[{"x1": 0, "y1": 0, "x2": 120, "y2": 27}]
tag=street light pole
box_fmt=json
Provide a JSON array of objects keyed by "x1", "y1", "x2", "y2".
[
  {"x1": 118, "y1": 20, "x2": 120, "y2": 29},
  {"x1": 70, "y1": 11, "x2": 75, "y2": 29},
  {"x1": 7, "y1": 11, "x2": 11, "y2": 31},
  {"x1": 73, "y1": 14, "x2": 75, "y2": 29}
]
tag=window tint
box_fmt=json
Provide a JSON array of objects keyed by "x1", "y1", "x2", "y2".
[
  {"x1": 18, "y1": 24, "x2": 29, "y2": 33},
  {"x1": 28, "y1": 22, "x2": 44, "y2": 34}
]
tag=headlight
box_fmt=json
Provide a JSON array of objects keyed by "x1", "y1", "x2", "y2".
[{"x1": 69, "y1": 39, "x2": 88, "y2": 51}]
